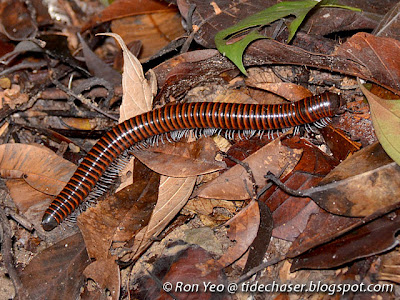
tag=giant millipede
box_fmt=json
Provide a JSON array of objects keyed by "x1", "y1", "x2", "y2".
[{"x1": 42, "y1": 92, "x2": 343, "y2": 231}]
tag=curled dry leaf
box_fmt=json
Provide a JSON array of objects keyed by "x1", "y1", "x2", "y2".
[
  {"x1": 195, "y1": 138, "x2": 302, "y2": 200},
  {"x1": 100, "y1": 33, "x2": 156, "y2": 121},
  {"x1": 245, "y1": 80, "x2": 313, "y2": 101}
]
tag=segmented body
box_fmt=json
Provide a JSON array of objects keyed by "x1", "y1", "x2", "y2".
[{"x1": 42, "y1": 92, "x2": 342, "y2": 231}]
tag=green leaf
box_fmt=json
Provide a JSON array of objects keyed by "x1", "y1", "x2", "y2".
[
  {"x1": 359, "y1": 81, "x2": 400, "y2": 165},
  {"x1": 215, "y1": 0, "x2": 361, "y2": 75}
]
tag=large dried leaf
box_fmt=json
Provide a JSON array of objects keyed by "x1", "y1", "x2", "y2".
[
  {"x1": 301, "y1": 143, "x2": 400, "y2": 217},
  {"x1": 196, "y1": 138, "x2": 302, "y2": 200},
  {"x1": 78, "y1": 160, "x2": 159, "y2": 260},
  {"x1": 359, "y1": 83, "x2": 400, "y2": 165},
  {"x1": 212, "y1": 200, "x2": 260, "y2": 269},
  {"x1": 20, "y1": 233, "x2": 90, "y2": 300},
  {"x1": 287, "y1": 211, "x2": 360, "y2": 258},
  {"x1": 291, "y1": 210, "x2": 400, "y2": 271},
  {"x1": 334, "y1": 33, "x2": 400, "y2": 93},
  {"x1": 133, "y1": 137, "x2": 226, "y2": 177},
  {"x1": 0, "y1": 144, "x2": 76, "y2": 195}
]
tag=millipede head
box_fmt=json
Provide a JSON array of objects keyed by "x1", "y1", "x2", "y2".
[
  {"x1": 41, "y1": 213, "x2": 59, "y2": 231},
  {"x1": 327, "y1": 93, "x2": 346, "y2": 114}
]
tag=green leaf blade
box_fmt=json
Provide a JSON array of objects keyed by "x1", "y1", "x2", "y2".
[{"x1": 359, "y1": 82, "x2": 400, "y2": 165}]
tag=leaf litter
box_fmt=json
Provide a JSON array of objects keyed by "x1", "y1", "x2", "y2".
[{"x1": 0, "y1": 0, "x2": 400, "y2": 299}]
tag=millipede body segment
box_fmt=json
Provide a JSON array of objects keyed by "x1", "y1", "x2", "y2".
[{"x1": 42, "y1": 92, "x2": 343, "y2": 231}]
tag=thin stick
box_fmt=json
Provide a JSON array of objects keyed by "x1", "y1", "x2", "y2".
[{"x1": 0, "y1": 205, "x2": 30, "y2": 299}]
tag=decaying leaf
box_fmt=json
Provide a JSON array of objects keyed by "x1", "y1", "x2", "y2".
[
  {"x1": 196, "y1": 138, "x2": 302, "y2": 200},
  {"x1": 78, "y1": 160, "x2": 159, "y2": 260},
  {"x1": 291, "y1": 209, "x2": 400, "y2": 271},
  {"x1": 124, "y1": 175, "x2": 196, "y2": 261},
  {"x1": 302, "y1": 142, "x2": 400, "y2": 217},
  {"x1": 0, "y1": 144, "x2": 76, "y2": 196},
  {"x1": 20, "y1": 233, "x2": 90, "y2": 300},
  {"x1": 83, "y1": 258, "x2": 120, "y2": 300},
  {"x1": 133, "y1": 137, "x2": 226, "y2": 177}
]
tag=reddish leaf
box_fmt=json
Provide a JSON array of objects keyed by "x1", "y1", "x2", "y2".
[
  {"x1": 0, "y1": 0, "x2": 37, "y2": 40},
  {"x1": 291, "y1": 210, "x2": 400, "y2": 271},
  {"x1": 133, "y1": 245, "x2": 226, "y2": 300},
  {"x1": 196, "y1": 138, "x2": 302, "y2": 200},
  {"x1": 20, "y1": 233, "x2": 90, "y2": 300},
  {"x1": 320, "y1": 125, "x2": 361, "y2": 162},
  {"x1": 261, "y1": 137, "x2": 338, "y2": 241},
  {"x1": 213, "y1": 200, "x2": 260, "y2": 269}
]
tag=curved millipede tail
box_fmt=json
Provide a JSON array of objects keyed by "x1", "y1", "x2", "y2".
[{"x1": 41, "y1": 92, "x2": 343, "y2": 231}]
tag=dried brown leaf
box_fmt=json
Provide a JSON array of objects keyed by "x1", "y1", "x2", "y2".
[
  {"x1": 196, "y1": 138, "x2": 302, "y2": 200},
  {"x1": 203, "y1": 200, "x2": 260, "y2": 270},
  {"x1": 83, "y1": 259, "x2": 120, "y2": 300},
  {"x1": 304, "y1": 143, "x2": 400, "y2": 217},
  {"x1": 0, "y1": 144, "x2": 76, "y2": 196},
  {"x1": 20, "y1": 233, "x2": 90, "y2": 300},
  {"x1": 78, "y1": 160, "x2": 159, "y2": 260},
  {"x1": 133, "y1": 137, "x2": 226, "y2": 177},
  {"x1": 126, "y1": 176, "x2": 196, "y2": 261}
]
